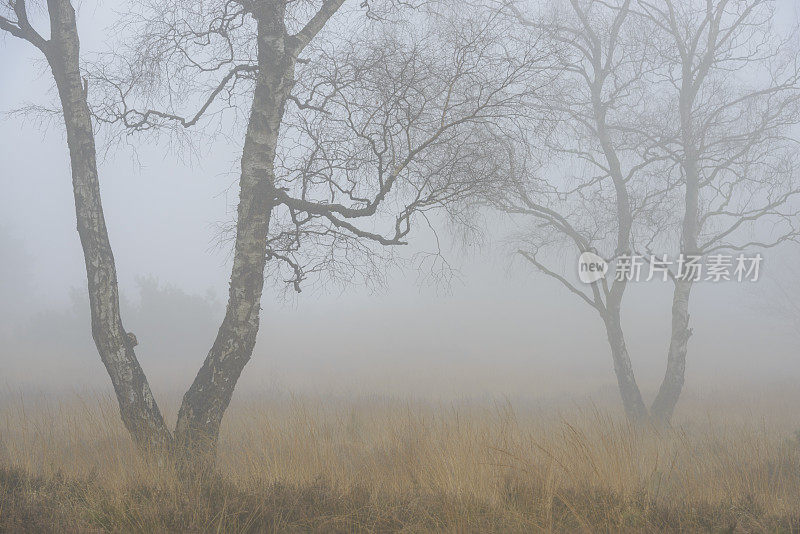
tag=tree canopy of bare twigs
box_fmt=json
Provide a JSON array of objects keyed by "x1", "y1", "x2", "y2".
[
  {"x1": 496, "y1": 0, "x2": 800, "y2": 424},
  {"x1": 2, "y1": 0, "x2": 535, "y2": 466}
]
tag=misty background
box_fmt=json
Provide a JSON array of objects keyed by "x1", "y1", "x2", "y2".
[{"x1": 1, "y1": 0, "x2": 798, "y2": 406}]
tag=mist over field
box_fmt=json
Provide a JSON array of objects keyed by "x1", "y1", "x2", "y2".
[
  {"x1": 1, "y1": 221, "x2": 798, "y2": 401},
  {"x1": 0, "y1": 0, "x2": 797, "y2": 403},
  {"x1": 3, "y1": 0, "x2": 800, "y2": 531}
]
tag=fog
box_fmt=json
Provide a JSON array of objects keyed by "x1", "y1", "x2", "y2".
[{"x1": 1, "y1": 0, "x2": 799, "y2": 409}]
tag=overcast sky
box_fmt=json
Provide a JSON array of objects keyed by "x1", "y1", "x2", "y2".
[{"x1": 2, "y1": 0, "x2": 799, "y2": 406}]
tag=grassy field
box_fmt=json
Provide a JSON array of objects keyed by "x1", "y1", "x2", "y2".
[{"x1": 2, "y1": 390, "x2": 800, "y2": 532}]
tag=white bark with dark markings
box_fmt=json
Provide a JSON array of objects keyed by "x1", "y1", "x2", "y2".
[
  {"x1": 10, "y1": 0, "x2": 174, "y2": 453},
  {"x1": 5, "y1": 0, "x2": 514, "y2": 466},
  {"x1": 651, "y1": 279, "x2": 693, "y2": 423},
  {"x1": 173, "y1": 1, "x2": 293, "y2": 459},
  {"x1": 3, "y1": 0, "x2": 340, "y2": 464}
]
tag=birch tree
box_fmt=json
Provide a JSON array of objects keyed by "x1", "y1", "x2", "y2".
[
  {"x1": 639, "y1": 0, "x2": 800, "y2": 422},
  {"x1": 498, "y1": 0, "x2": 668, "y2": 423},
  {"x1": 1, "y1": 0, "x2": 174, "y2": 450},
  {"x1": 2, "y1": 0, "x2": 528, "y2": 466},
  {"x1": 501, "y1": 0, "x2": 800, "y2": 424}
]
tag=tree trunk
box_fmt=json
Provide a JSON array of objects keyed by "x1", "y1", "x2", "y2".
[
  {"x1": 651, "y1": 84, "x2": 700, "y2": 425},
  {"x1": 603, "y1": 311, "x2": 649, "y2": 424},
  {"x1": 173, "y1": 2, "x2": 294, "y2": 465},
  {"x1": 45, "y1": 0, "x2": 172, "y2": 453},
  {"x1": 650, "y1": 80, "x2": 699, "y2": 426},
  {"x1": 651, "y1": 279, "x2": 693, "y2": 424}
]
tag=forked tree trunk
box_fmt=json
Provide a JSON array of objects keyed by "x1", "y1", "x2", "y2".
[
  {"x1": 603, "y1": 310, "x2": 649, "y2": 424},
  {"x1": 20, "y1": 0, "x2": 309, "y2": 470},
  {"x1": 9, "y1": 0, "x2": 331, "y2": 470},
  {"x1": 173, "y1": 2, "x2": 294, "y2": 464},
  {"x1": 45, "y1": 0, "x2": 172, "y2": 453},
  {"x1": 651, "y1": 279, "x2": 693, "y2": 423}
]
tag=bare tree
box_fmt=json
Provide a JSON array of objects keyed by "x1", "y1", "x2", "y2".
[
  {"x1": 2, "y1": 0, "x2": 528, "y2": 466},
  {"x1": 499, "y1": 0, "x2": 669, "y2": 423},
  {"x1": 1, "y1": 0, "x2": 174, "y2": 451},
  {"x1": 500, "y1": 0, "x2": 800, "y2": 424},
  {"x1": 638, "y1": 0, "x2": 800, "y2": 423}
]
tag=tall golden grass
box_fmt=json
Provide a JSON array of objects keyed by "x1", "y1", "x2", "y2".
[{"x1": 2, "y1": 389, "x2": 800, "y2": 532}]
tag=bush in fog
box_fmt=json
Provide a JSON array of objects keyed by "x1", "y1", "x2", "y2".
[{"x1": 6, "y1": 278, "x2": 221, "y2": 384}]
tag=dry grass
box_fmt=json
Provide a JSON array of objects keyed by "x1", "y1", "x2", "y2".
[{"x1": 2, "y1": 390, "x2": 800, "y2": 532}]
